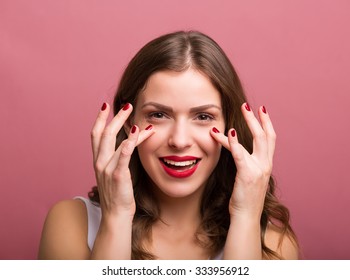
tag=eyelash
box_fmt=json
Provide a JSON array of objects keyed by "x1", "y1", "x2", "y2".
[
  {"x1": 147, "y1": 112, "x2": 214, "y2": 122},
  {"x1": 195, "y1": 113, "x2": 214, "y2": 122},
  {"x1": 147, "y1": 112, "x2": 168, "y2": 120}
]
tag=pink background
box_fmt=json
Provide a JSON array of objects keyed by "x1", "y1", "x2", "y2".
[{"x1": 1, "y1": 0, "x2": 349, "y2": 259}]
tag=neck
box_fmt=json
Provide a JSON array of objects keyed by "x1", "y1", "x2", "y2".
[
  {"x1": 153, "y1": 186, "x2": 204, "y2": 228},
  {"x1": 145, "y1": 183, "x2": 210, "y2": 259}
]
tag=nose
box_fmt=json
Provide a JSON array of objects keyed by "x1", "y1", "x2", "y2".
[{"x1": 168, "y1": 120, "x2": 193, "y2": 150}]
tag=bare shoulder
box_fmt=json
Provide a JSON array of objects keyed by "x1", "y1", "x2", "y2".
[
  {"x1": 38, "y1": 199, "x2": 90, "y2": 260},
  {"x1": 264, "y1": 222, "x2": 299, "y2": 260}
]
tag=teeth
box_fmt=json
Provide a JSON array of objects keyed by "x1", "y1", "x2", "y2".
[{"x1": 163, "y1": 159, "x2": 197, "y2": 166}]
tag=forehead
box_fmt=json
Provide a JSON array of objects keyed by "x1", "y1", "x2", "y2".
[{"x1": 137, "y1": 69, "x2": 222, "y2": 107}]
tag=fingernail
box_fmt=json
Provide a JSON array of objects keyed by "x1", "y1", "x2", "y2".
[
  {"x1": 245, "y1": 103, "x2": 251, "y2": 111},
  {"x1": 231, "y1": 129, "x2": 236, "y2": 137},
  {"x1": 145, "y1": 125, "x2": 153, "y2": 131},
  {"x1": 262, "y1": 106, "x2": 267, "y2": 114},
  {"x1": 131, "y1": 125, "x2": 137, "y2": 134},
  {"x1": 101, "y1": 103, "x2": 107, "y2": 111},
  {"x1": 212, "y1": 127, "x2": 220, "y2": 133},
  {"x1": 122, "y1": 103, "x2": 130, "y2": 111}
]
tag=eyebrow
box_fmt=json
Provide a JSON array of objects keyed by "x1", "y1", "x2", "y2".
[{"x1": 141, "y1": 102, "x2": 222, "y2": 112}]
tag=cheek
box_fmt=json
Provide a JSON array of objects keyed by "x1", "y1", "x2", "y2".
[
  {"x1": 137, "y1": 130, "x2": 165, "y2": 158},
  {"x1": 194, "y1": 128, "x2": 222, "y2": 156},
  {"x1": 137, "y1": 135, "x2": 156, "y2": 155},
  {"x1": 134, "y1": 117, "x2": 149, "y2": 130}
]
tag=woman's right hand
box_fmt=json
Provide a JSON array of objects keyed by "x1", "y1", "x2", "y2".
[{"x1": 91, "y1": 102, "x2": 154, "y2": 219}]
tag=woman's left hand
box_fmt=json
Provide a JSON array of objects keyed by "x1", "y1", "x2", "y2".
[{"x1": 210, "y1": 103, "x2": 276, "y2": 221}]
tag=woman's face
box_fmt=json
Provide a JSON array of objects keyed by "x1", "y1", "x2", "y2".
[{"x1": 133, "y1": 69, "x2": 225, "y2": 199}]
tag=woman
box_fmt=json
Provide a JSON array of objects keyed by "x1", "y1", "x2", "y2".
[{"x1": 38, "y1": 31, "x2": 299, "y2": 259}]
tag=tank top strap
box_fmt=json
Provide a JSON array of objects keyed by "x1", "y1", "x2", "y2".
[{"x1": 75, "y1": 196, "x2": 101, "y2": 250}]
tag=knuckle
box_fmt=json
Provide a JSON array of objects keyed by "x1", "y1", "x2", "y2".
[
  {"x1": 255, "y1": 131, "x2": 267, "y2": 142},
  {"x1": 262, "y1": 169, "x2": 271, "y2": 178},
  {"x1": 94, "y1": 161, "x2": 105, "y2": 174},
  {"x1": 101, "y1": 127, "x2": 114, "y2": 138},
  {"x1": 262, "y1": 165, "x2": 272, "y2": 177},
  {"x1": 251, "y1": 166, "x2": 269, "y2": 181},
  {"x1": 231, "y1": 145, "x2": 244, "y2": 162},
  {"x1": 255, "y1": 168, "x2": 264, "y2": 179},
  {"x1": 103, "y1": 167, "x2": 113, "y2": 178},
  {"x1": 270, "y1": 131, "x2": 277, "y2": 141},
  {"x1": 120, "y1": 140, "x2": 134, "y2": 157},
  {"x1": 90, "y1": 128, "x2": 100, "y2": 139},
  {"x1": 112, "y1": 169, "x2": 124, "y2": 182}
]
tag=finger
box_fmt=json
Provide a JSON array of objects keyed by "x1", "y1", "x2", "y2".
[
  {"x1": 258, "y1": 106, "x2": 276, "y2": 163},
  {"x1": 108, "y1": 125, "x2": 139, "y2": 174},
  {"x1": 91, "y1": 102, "x2": 110, "y2": 162},
  {"x1": 102, "y1": 124, "x2": 154, "y2": 179},
  {"x1": 211, "y1": 127, "x2": 247, "y2": 169},
  {"x1": 97, "y1": 103, "x2": 133, "y2": 165},
  {"x1": 136, "y1": 124, "x2": 155, "y2": 146},
  {"x1": 210, "y1": 127, "x2": 230, "y2": 150},
  {"x1": 227, "y1": 128, "x2": 247, "y2": 169},
  {"x1": 241, "y1": 103, "x2": 268, "y2": 159}
]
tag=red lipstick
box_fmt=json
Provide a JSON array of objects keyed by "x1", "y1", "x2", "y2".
[
  {"x1": 162, "y1": 156, "x2": 198, "y2": 161},
  {"x1": 159, "y1": 156, "x2": 200, "y2": 178}
]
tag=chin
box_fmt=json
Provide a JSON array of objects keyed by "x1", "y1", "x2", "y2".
[{"x1": 152, "y1": 180, "x2": 206, "y2": 200}]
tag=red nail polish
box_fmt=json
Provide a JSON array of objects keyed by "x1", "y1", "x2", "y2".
[
  {"x1": 262, "y1": 106, "x2": 267, "y2": 114},
  {"x1": 145, "y1": 125, "x2": 153, "y2": 130},
  {"x1": 101, "y1": 103, "x2": 107, "y2": 111},
  {"x1": 245, "y1": 103, "x2": 251, "y2": 111},
  {"x1": 231, "y1": 129, "x2": 236, "y2": 137},
  {"x1": 131, "y1": 125, "x2": 137, "y2": 133},
  {"x1": 122, "y1": 103, "x2": 130, "y2": 111},
  {"x1": 212, "y1": 127, "x2": 220, "y2": 133}
]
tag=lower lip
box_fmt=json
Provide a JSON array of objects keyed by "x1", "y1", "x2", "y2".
[{"x1": 160, "y1": 160, "x2": 199, "y2": 178}]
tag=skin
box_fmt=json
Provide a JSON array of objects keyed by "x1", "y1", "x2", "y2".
[
  {"x1": 133, "y1": 69, "x2": 225, "y2": 259},
  {"x1": 134, "y1": 70, "x2": 225, "y2": 199},
  {"x1": 38, "y1": 69, "x2": 299, "y2": 260}
]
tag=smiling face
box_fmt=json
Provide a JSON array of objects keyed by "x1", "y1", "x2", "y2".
[{"x1": 133, "y1": 69, "x2": 225, "y2": 199}]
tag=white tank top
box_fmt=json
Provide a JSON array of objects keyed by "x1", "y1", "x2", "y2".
[
  {"x1": 76, "y1": 196, "x2": 101, "y2": 250},
  {"x1": 76, "y1": 196, "x2": 223, "y2": 260}
]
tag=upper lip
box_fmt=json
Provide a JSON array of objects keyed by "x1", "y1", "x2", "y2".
[{"x1": 161, "y1": 156, "x2": 200, "y2": 161}]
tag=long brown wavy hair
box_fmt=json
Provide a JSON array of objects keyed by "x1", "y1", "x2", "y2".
[{"x1": 89, "y1": 30, "x2": 298, "y2": 259}]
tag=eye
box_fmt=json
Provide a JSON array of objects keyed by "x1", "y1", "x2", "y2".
[
  {"x1": 196, "y1": 113, "x2": 214, "y2": 121},
  {"x1": 148, "y1": 112, "x2": 167, "y2": 119}
]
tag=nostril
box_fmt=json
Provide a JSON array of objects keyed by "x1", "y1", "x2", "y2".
[{"x1": 167, "y1": 123, "x2": 194, "y2": 149}]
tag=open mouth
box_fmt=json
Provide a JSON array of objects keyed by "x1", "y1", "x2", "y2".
[
  {"x1": 162, "y1": 158, "x2": 199, "y2": 170},
  {"x1": 159, "y1": 156, "x2": 201, "y2": 178}
]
